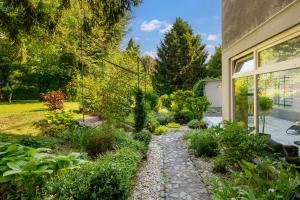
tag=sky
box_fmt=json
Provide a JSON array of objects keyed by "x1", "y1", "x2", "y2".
[{"x1": 123, "y1": 0, "x2": 222, "y2": 59}]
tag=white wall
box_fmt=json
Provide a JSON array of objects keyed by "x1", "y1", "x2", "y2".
[{"x1": 204, "y1": 81, "x2": 222, "y2": 108}]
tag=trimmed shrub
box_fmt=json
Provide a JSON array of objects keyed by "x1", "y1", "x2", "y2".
[
  {"x1": 174, "y1": 110, "x2": 193, "y2": 124},
  {"x1": 166, "y1": 122, "x2": 181, "y2": 129},
  {"x1": 133, "y1": 130, "x2": 152, "y2": 147},
  {"x1": 156, "y1": 114, "x2": 171, "y2": 125},
  {"x1": 134, "y1": 88, "x2": 146, "y2": 132},
  {"x1": 44, "y1": 148, "x2": 142, "y2": 200},
  {"x1": 190, "y1": 131, "x2": 219, "y2": 157},
  {"x1": 41, "y1": 90, "x2": 65, "y2": 110},
  {"x1": 155, "y1": 126, "x2": 168, "y2": 135},
  {"x1": 187, "y1": 119, "x2": 207, "y2": 129},
  {"x1": 213, "y1": 156, "x2": 227, "y2": 173}
]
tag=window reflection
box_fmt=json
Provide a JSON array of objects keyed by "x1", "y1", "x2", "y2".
[
  {"x1": 258, "y1": 68, "x2": 300, "y2": 145},
  {"x1": 259, "y1": 35, "x2": 300, "y2": 67},
  {"x1": 234, "y1": 76, "x2": 254, "y2": 127},
  {"x1": 234, "y1": 56, "x2": 254, "y2": 74}
]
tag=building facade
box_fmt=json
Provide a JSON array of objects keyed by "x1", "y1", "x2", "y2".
[
  {"x1": 204, "y1": 80, "x2": 222, "y2": 109},
  {"x1": 222, "y1": 0, "x2": 300, "y2": 147}
]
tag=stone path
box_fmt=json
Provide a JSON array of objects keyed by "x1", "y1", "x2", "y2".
[{"x1": 132, "y1": 127, "x2": 211, "y2": 200}]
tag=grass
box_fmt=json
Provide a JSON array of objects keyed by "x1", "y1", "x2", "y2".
[{"x1": 0, "y1": 101, "x2": 83, "y2": 136}]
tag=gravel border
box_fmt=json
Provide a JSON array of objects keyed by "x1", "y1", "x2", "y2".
[{"x1": 131, "y1": 141, "x2": 163, "y2": 200}]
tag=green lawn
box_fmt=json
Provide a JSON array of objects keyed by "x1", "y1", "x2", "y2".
[{"x1": 0, "y1": 101, "x2": 82, "y2": 136}]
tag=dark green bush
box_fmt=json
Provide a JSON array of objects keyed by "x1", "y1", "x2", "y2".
[
  {"x1": 134, "y1": 88, "x2": 146, "y2": 132},
  {"x1": 133, "y1": 130, "x2": 152, "y2": 147},
  {"x1": 174, "y1": 110, "x2": 193, "y2": 124},
  {"x1": 187, "y1": 119, "x2": 207, "y2": 129},
  {"x1": 189, "y1": 131, "x2": 219, "y2": 157},
  {"x1": 213, "y1": 156, "x2": 227, "y2": 173},
  {"x1": 212, "y1": 158, "x2": 300, "y2": 200},
  {"x1": 44, "y1": 148, "x2": 142, "y2": 200},
  {"x1": 193, "y1": 80, "x2": 205, "y2": 97},
  {"x1": 66, "y1": 125, "x2": 95, "y2": 150},
  {"x1": 144, "y1": 91, "x2": 158, "y2": 111},
  {"x1": 86, "y1": 133, "x2": 115, "y2": 158},
  {"x1": 156, "y1": 113, "x2": 171, "y2": 125},
  {"x1": 216, "y1": 121, "x2": 268, "y2": 166}
]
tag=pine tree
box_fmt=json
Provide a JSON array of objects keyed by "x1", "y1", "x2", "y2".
[
  {"x1": 207, "y1": 46, "x2": 222, "y2": 78},
  {"x1": 154, "y1": 18, "x2": 208, "y2": 95},
  {"x1": 126, "y1": 39, "x2": 141, "y2": 58}
]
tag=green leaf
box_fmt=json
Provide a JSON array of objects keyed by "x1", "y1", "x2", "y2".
[{"x1": 3, "y1": 169, "x2": 21, "y2": 176}]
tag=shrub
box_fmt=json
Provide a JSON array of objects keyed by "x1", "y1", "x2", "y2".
[
  {"x1": 144, "y1": 91, "x2": 158, "y2": 111},
  {"x1": 166, "y1": 122, "x2": 181, "y2": 129},
  {"x1": 189, "y1": 131, "x2": 219, "y2": 157},
  {"x1": 174, "y1": 110, "x2": 193, "y2": 124},
  {"x1": 193, "y1": 80, "x2": 205, "y2": 97},
  {"x1": 41, "y1": 90, "x2": 65, "y2": 110},
  {"x1": 134, "y1": 88, "x2": 146, "y2": 132},
  {"x1": 44, "y1": 148, "x2": 142, "y2": 200},
  {"x1": 213, "y1": 156, "x2": 227, "y2": 173},
  {"x1": 185, "y1": 96, "x2": 211, "y2": 120},
  {"x1": 217, "y1": 121, "x2": 268, "y2": 166},
  {"x1": 155, "y1": 126, "x2": 168, "y2": 135},
  {"x1": 212, "y1": 158, "x2": 300, "y2": 200},
  {"x1": 133, "y1": 130, "x2": 152, "y2": 147},
  {"x1": 171, "y1": 90, "x2": 194, "y2": 111},
  {"x1": 86, "y1": 133, "x2": 115, "y2": 158},
  {"x1": 159, "y1": 94, "x2": 171, "y2": 109},
  {"x1": 156, "y1": 113, "x2": 171, "y2": 125},
  {"x1": 0, "y1": 143, "x2": 85, "y2": 199},
  {"x1": 187, "y1": 119, "x2": 207, "y2": 129},
  {"x1": 66, "y1": 126, "x2": 95, "y2": 150},
  {"x1": 146, "y1": 112, "x2": 160, "y2": 132}
]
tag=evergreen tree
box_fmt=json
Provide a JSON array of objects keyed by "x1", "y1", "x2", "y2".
[
  {"x1": 154, "y1": 18, "x2": 208, "y2": 95},
  {"x1": 207, "y1": 46, "x2": 222, "y2": 78},
  {"x1": 126, "y1": 39, "x2": 141, "y2": 58},
  {"x1": 134, "y1": 88, "x2": 146, "y2": 132}
]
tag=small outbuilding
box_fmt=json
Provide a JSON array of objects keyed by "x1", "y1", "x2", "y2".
[{"x1": 203, "y1": 79, "x2": 222, "y2": 110}]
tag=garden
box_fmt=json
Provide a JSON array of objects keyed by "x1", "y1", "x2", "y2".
[{"x1": 1, "y1": 0, "x2": 299, "y2": 200}]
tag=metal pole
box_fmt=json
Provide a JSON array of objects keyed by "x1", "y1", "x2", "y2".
[{"x1": 81, "y1": 0, "x2": 85, "y2": 122}]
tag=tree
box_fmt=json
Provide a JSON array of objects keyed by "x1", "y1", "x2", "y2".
[
  {"x1": 154, "y1": 18, "x2": 208, "y2": 95},
  {"x1": 259, "y1": 96, "x2": 273, "y2": 133},
  {"x1": 134, "y1": 88, "x2": 146, "y2": 132},
  {"x1": 207, "y1": 46, "x2": 222, "y2": 78},
  {"x1": 126, "y1": 39, "x2": 141, "y2": 58}
]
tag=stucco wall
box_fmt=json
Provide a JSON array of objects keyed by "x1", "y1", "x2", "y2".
[
  {"x1": 204, "y1": 81, "x2": 222, "y2": 108},
  {"x1": 222, "y1": 0, "x2": 296, "y2": 49}
]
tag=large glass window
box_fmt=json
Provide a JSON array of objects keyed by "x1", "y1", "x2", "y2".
[
  {"x1": 259, "y1": 35, "x2": 300, "y2": 67},
  {"x1": 234, "y1": 76, "x2": 254, "y2": 127},
  {"x1": 258, "y1": 68, "x2": 300, "y2": 144},
  {"x1": 234, "y1": 55, "x2": 254, "y2": 74}
]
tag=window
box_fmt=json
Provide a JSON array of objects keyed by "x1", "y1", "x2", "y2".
[
  {"x1": 259, "y1": 35, "x2": 300, "y2": 67},
  {"x1": 234, "y1": 55, "x2": 254, "y2": 74}
]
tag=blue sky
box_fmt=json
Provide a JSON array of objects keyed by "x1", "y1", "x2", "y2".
[{"x1": 123, "y1": 0, "x2": 222, "y2": 58}]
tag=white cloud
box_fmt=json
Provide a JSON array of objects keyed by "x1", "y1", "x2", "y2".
[
  {"x1": 141, "y1": 20, "x2": 164, "y2": 32},
  {"x1": 206, "y1": 44, "x2": 215, "y2": 49},
  {"x1": 144, "y1": 51, "x2": 158, "y2": 59},
  {"x1": 160, "y1": 24, "x2": 173, "y2": 34},
  {"x1": 207, "y1": 34, "x2": 218, "y2": 41}
]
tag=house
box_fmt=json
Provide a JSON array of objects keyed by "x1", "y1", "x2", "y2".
[
  {"x1": 222, "y1": 0, "x2": 300, "y2": 151},
  {"x1": 203, "y1": 79, "x2": 222, "y2": 111}
]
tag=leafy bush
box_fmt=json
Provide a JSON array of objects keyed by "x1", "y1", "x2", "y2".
[
  {"x1": 156, "y1": 113, "x2": 171, "y2": 125},
  {"x1": 174, "y1": 110, "x2": 193, "y2": 124},
  {"x1": 193, "y1": 80, "x2": 205, "y2": 97},
  {"x1": 44, "y1": 148, "x2": 142, "y2": 200},
  {"x1": 134, "y1": 88, "x2": 147, "y2": 132},
  {"x1": 216, "y1": 121, "x2": 268, "y2": 166},
  {"x1": 212, "y1": 159, "x2": 300, "y2": 200},
  {"x1": 166, "y1": 122, "x2": 181, "y2": 129},
  {"x1": 187, "y1": 119, "x2": 207, "y2": 129},
  {"x1": 0, "y1": 143, "x2": 85, "y2": 199},
  {"x1": 185, "y1": 96, "x2": 211, "y2": 120},
  {"x1": 155, "y1": 126, "x2": 168, "y2": 135},
  {"x1": 19, "y1": 137, "x2": 47, "y2": 148},
  {"x1": 146, "y1": 112, "x2": 160, "y2": 132},
  {"x1": 66, "y1": 126, "x2": 95, "y2": 150},
  {"x1": 171, "y1": 90, "x2": 194, "y2": 111},
  {"x1": 133, "y1": 130, "x2": 152, "y2": 147},
  {"x1": 144, "y1": 91, "x2": 158, "y2": 111},
  {"x1": 213, "y1": 156, "x2": 227, "y2": 173},
  {"x1": 159, "y1": 94, "x2": 171, "y2": 109},
  {"x1": 86, "y1": 133, "x2": 115, "y2": 158},
  {"x1": 41, "y1": 90, "x2": 65, "y2": 110},
  {"x1": 189, "y1": 131, "x2": 219, "y2": 157}
]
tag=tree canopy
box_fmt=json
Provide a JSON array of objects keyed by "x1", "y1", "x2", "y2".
[
  {"x1": 153, "y1": 18, "x2": 208, "y2": 95},
  {"x1": 207, "y1": 46, "x2": 222, "y2": 78}
]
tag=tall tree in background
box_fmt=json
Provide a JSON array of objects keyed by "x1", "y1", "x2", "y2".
[
  {"x1": 154, "y1": 18, "x2": 208, "y2": 95},
  {"x1": 126, "y1": 38, "x2": 141, "y2": 58},
  {"x1": 207, "y1": 46, "x2": 222, "y2": 78}
]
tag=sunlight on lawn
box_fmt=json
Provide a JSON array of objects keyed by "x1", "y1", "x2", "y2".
[{"x1": 0, "y1": 102, "x2": 81, "y2": 136}]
